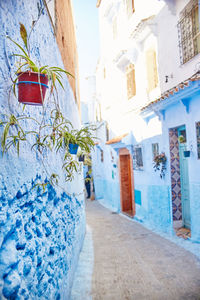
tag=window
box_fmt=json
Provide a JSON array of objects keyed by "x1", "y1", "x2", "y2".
[
  {"x1": 146, "y1": 49, "x2": 158, "y2": 92},
  {"x1": 113, "y1": 17, "x2": 118, "y2": 40},
  {"x1": 126, "y1": 64, "x2": 136, "y2": 99},
  {"x1": 132, "y1": 145, "x2": 143, "y2": 170},
  {"x1": 196, "y1": 122, "x2": 200, "y2": 159},
  {"x1": 126, "y1": 0, "x2": 135, "y2": 18},
  {"x1": 152, "y1": 143, "x2": 159, "y2": 159},
  {"x1": 178, "y1": 0, "x2": 200, "y2": 64}
]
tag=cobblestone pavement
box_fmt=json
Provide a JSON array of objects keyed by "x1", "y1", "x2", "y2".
[{"x1": 86, "y1": 200, "x2": 200, "y2": 300}]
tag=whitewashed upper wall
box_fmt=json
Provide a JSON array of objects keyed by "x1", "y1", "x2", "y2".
[
  {"x1": 96, "y1": 0, "x2": 164, "y2": 136},
  {"x1": 156, "y1": 0, "x2": 200, "y2": 93}
]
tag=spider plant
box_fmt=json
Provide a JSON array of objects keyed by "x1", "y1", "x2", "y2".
[
  {"x1": 0, "y1": 114, "x2": 38, "y2": 156},
  {"x1": 62, "y1": 152, "x2": 80, "y2": 182},
  {"x1": 7, "y1": 23, "x2": 74, "y2": 95},
  {"x1": 63, "y1": 125, "x2": 96, "y2": 153}
]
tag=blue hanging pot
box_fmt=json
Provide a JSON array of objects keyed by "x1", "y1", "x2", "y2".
[
  {"x1": 69, "y1": 143, "x2": 78, "y2": 154},
  {"x1": 183, "y1": 150, "x2": 190, "y2": 158},
  {"x1": 78, "y1": 154, "x2": 85, "y2": 162}
]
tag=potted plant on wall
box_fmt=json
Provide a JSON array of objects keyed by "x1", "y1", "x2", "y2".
[
  {"x1": 63, "y1": 126, "x2": 96, "y2": 155},
  {"x1": 178, "y1": 135, "x2": 186, "y2": 143},
  {"x1": 153, "y1": 152, "x2": 167, "y2": 179},
  {"x1": 178, "y1": 135, "x2": 190, "y2": 157},
  {"x1": 8, "y1": 24, "x2": 73, "y2": 105},
  {"x1": 183, "y1": 150, "x2": 190, "y2": 157}
]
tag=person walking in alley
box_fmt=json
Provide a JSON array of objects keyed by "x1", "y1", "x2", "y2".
[{"x1": 85, "y1": 172, "x2": 91, "y2": 198}]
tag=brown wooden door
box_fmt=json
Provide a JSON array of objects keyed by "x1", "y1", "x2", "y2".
[{"x1": 119, "y1": 149, "x2": 135, "y2": 217}]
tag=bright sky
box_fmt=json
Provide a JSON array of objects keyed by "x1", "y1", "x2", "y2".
[{"x1": 72, "y1": 0, "x2": 100, "y2": 102}]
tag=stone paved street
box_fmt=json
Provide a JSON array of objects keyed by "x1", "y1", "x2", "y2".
[{"x1": 81, "y1": 200, "x2": 200, "y2": 300}]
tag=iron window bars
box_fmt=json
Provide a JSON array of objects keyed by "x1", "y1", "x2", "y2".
[{"x1": 177, "y1": 0, "x2": 200, "y2": 64}]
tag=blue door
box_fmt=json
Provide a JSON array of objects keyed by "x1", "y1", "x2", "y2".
[{"x1": 178, "y1": 127, "x2": 191, "y2": 229}]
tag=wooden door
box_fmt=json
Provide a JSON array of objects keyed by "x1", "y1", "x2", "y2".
[{"x1": 119, "y1": 149, "x2": 135, "y2": 217}]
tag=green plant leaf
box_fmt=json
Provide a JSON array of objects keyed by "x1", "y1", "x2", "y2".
[
  {"x1": 6, "y1": 36, "x2": 29, "y2": 58},
  {"x1": 20, "y1": 23, "x2": 28, "y2": 51}
]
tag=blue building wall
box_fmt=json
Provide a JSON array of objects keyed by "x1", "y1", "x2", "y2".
[
  {"x1": 0, "y1": 1, "x2": 85, "y2": 299},
  {"x1": 93, "y1": 81, "x2": 200, "y2": 243},
  {"x1": 161, "y1": 85, "x2": 200, "y2": 242},
  {"x1": 92, "y1": 144, "x2": 120, "y2": 212},
  {"x1": 129, "y1": 133, "x2": 173, "y2": 233},
  {"x1": 132, "y1": 82, "x2": 200, "y2": 240}
]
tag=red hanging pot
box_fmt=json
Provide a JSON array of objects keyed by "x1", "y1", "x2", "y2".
[{"x1": 17, "y1": 71, "x2": 49, "y2": 106}]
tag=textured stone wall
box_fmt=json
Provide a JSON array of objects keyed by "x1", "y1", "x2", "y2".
[
  {"x1": 0, "y1": 0, "x2": 85, "y2": 299},
  {"x1": 0, "y1": 178, "x2": 85, "y2": 299}
]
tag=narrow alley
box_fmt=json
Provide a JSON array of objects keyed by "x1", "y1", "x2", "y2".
[{"x1": 73, "y1": 200, "x2": 200, "y2": 300}]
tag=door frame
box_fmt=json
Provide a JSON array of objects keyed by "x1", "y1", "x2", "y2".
[{"x1": 118, "y1": 148, "x2": 135, "y2": 217}]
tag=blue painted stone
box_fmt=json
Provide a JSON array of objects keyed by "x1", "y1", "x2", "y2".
[
  {"x1": 15, "y1": 219, "x2": 22, "y2": 228},
  {"x1": 25, "y1": 231, "x2": 33, "y2": 240},
  {"x1": 2, "y1": 284, "x2": 20, "y2": 299},
  {"x1": 47, "y1": 185, "x2": 56, "y2": 201},
  {"x1": 54, "y1": 197, "x2": 60, "y2": 206},
  {"x1": 44, "y1": 225, "x2": 51, "y2": 237},
  {"x1": 56, "y1": 293, "x2": 61, "y2": 300},
  {"x1": 20, "y1": 288, "x2": 26, "y2": 295},
  {"x1": 10, "y1": 261, "x2": 19, "y2": 270},
  {"x1": 49, "y1": 247, "x2": 54, "y2": 255},
  {"x1": 25, "y1": 249, "x2": 35, "y2": 260},
  {"x1": 2, "y1": 226, "x2": 17, "y2": 245},
  {"x1": 37, "y1": 256, "x2": 42, "y2": 267},
  {"x1": 36, "y1": 228, "x2": 43, "y2": 238},
  {"x1": 16, "y1": 243, "x2": 26, "y2": 250},
  {"x1": 48, "y1": 278, "x2": 53, "y2": 284},
  {"x1": 16, "y1": 190, "x2": 23, "y2": 199},
  {"x1": 3, "y1": 270, "x2": 20, "y2": 299},
  {"x1": 23, "y1": 264, "x2": 31, "y2": 276}
]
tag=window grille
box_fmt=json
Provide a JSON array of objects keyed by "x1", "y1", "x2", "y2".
[
  {"x1": 132, "y1": 145, "x2": 143, "y2": 170},
  {"x1": 177, "y1": 0, "x2": 200, "y2": 64}
]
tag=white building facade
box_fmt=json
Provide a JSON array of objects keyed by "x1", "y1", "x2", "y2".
[{"x1": 93, "y1": 0, "x2": 200, "y2": 242}]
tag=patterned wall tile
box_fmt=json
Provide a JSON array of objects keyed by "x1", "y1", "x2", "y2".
[{"x1": 169, "y1": 128, "x2": 182, "y2": 221}]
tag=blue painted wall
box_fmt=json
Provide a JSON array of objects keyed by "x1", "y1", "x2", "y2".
[
  {"x1": 162, "y1": 87, "x2": 200, "y2": 242},
  {"x1": 92, "y1": 132, "x2": 173, "y2": 232},
  {"x1": 0, "y1": 1, "x2": 85, "y2": 299},
  {"x1": 92, "y1": 144, "x2": 120, "y2": 212}
]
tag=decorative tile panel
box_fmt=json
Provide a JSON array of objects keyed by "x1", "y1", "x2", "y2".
[{"x1": 169, "y1": 128, "x2": 182, "y2": 220}]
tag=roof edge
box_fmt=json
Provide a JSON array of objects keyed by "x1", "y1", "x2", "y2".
[
  {"x1": 106, "y1": 133, "x2": 128, "y2": 145},
  {"x1": 141, "y1": 71, "x2": 200, "y2": 112}
]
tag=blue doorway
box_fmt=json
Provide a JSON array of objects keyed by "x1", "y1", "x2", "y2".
[
  {"x1": 178, "y1": 126, "x2": 191, "y2": 229},
  {"x1": 169, "y1": 126, "x2": 191, "y2": 232}
]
